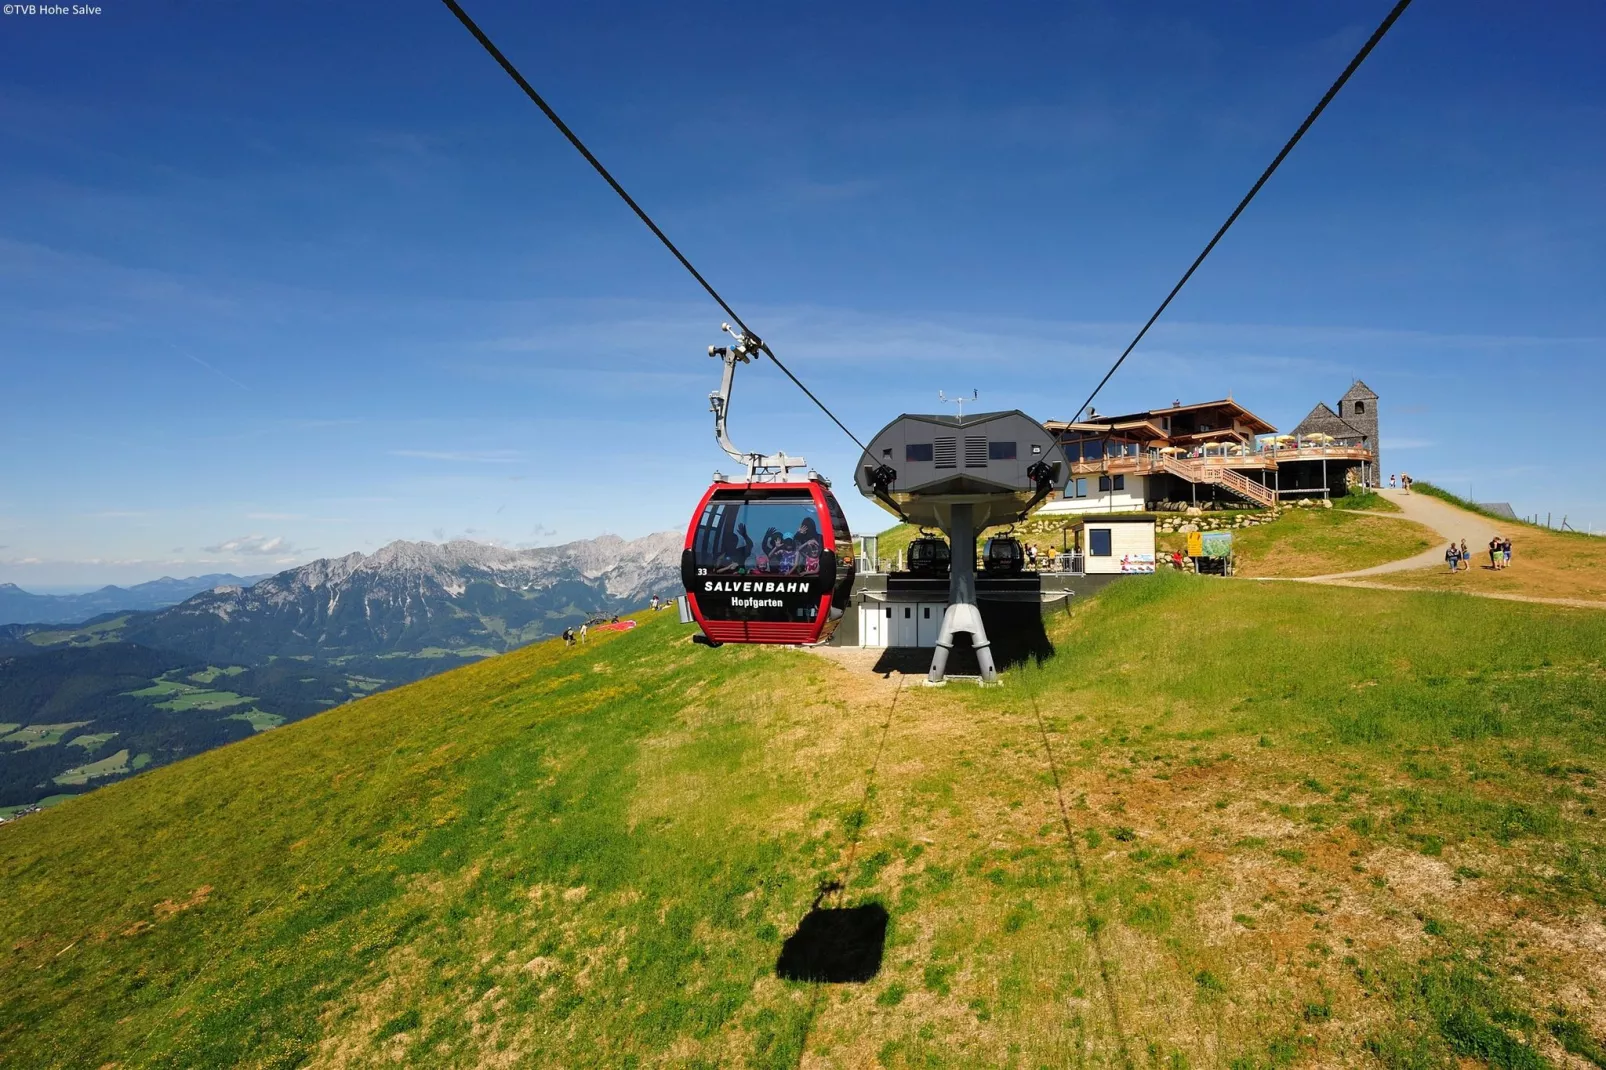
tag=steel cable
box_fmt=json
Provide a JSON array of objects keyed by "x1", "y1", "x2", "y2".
[
  {"x1": 1069, "y1": 0, "x2": 1413, "y2": 422},
  {"x1": 438, "y1": 0, "x2": 878, "y2": 468}
]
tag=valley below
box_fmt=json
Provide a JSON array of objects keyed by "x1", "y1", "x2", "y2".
[{"x1": 0, "y1": 533, "x2": 681, "y2": 814}]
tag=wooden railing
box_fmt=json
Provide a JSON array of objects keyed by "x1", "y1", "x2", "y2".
[
  {"x1": 1068, "y1": 444, "x2": 1372, "y2": 476},
  {"x1": 1158, "y1": 456, "x2": 1276, "y2": 508}
]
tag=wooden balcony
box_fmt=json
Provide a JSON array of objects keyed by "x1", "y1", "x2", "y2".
[{"x1": 1067, "y1": 443, "x2": 1372, "y2": 478}]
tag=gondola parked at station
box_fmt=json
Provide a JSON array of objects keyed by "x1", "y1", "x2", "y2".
[
  {"x1": 982, "y1": 535, "x2": 1025, "y2": 574},
  {"x1": 906, "y1": 531, "x2": 951, "y2": 577}
]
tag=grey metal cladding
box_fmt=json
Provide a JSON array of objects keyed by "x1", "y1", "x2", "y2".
[{"x1": 855, "y1": 410, "x2": 1067, "y2": 497}]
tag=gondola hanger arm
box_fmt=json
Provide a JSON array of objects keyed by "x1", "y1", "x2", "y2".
[{"x1": 708, "y1": 325, "x2": 809, "y2": 482}]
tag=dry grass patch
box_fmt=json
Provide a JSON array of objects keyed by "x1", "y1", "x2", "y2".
[{"x1": 1367, "y1": 525, "x2": 1606, "y2": 603}]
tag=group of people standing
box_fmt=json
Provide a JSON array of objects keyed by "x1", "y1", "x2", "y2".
[
  {"x1": 1444, "y1": 535, "x2": 1514, "y2": 572},
  {"x1": 1389, "y1": 472, "x2": 1413, "y2": 492},
  {"x1": 562, "y1": 613, "x2": 621, "y2": 647}
]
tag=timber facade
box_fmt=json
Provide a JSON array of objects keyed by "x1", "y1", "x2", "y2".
[{"x1": 1038, "y1": 382, "x2": 1381, "y2": 514}]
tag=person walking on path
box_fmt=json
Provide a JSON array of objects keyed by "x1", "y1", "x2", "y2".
[
  {"x1": 1459, "y1": 538, "x2": 1470, "y2": 571},
  {"x1": 562, "y1": 627, "x2": 576, "y2": 647},
  {"x1": 1488, "y1": 536, "x2": 1501, "y2": 570},
  {"x1": 1390, "y1": 474, "x2": 1397, "y2": 489},
  {"x1": 1502, "y1": 536, "x2": 1513, "y2": 568},
  {"x1": 1445, "y1": 543, "x2": 1460, "y2": 574},
  {"x1": 579, "y1": 621, "x2": 588, "y2": 643},
  {"x1": 1402, "y1": 473, "x2": 1413, "y2": 494}
]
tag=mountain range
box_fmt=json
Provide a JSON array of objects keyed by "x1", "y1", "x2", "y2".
[
  {"x1": 0, "y1": 574, "x2": 270, "y2": 626},
  {"x1": 0, "y1": 533, "x2": 683, "y2": 810}
]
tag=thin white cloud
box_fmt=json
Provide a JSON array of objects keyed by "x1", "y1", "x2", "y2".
[
  {"x1": 203, "y1": 535, "x2": 299, "y2": 556},
  {"x1": 174, "y1": 345, "x2": 250, "y2": 391}
]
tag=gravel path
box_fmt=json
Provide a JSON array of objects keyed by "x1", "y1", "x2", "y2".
[
  {"x1": 1276, "y1": 489, "x2": 1606, "y2": 610},
  {"x1": 1302, "y1": 488, "x2": 1499, "y2": 580}
]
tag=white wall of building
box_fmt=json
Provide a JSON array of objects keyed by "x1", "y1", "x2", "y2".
[
  {"x1": 1082, "y1": 521, "x2": 1157, "y2": 575},
  {"x1": 859, "y1": 601, "x2": 946, "y2": 648},
  {"x1": 1038, "y1": 475, "x2": 1149, "y2": 516}
]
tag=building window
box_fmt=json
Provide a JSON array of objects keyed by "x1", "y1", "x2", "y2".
[
  {"x1": 1098, "y1": 475, "x2": 1112, "y2": 492},
  {"x1": 988, "y1": 440, "x2": 1017, "y2": 461},
  {"x1": 906, "y1": 443, "x2": 933, "y2": 463},
  {"x1": 1074, "y1": 477, "x2": 1088, "y2": 498},
  {"x1": 1089, "y1": 528, "x2": 1112, "y2": 557},
  {"x1": 1113, "y1": 475, "x2": 1125, "y2": 491},
  {"x1": 1354, "y1": 401, "x2": 1366, "y2": 414}
]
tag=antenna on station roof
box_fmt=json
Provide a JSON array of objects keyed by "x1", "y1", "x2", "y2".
[{"x1": 938, "y1": 389, "x2": 978, "y2": 418}]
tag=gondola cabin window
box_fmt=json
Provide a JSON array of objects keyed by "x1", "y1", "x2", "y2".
[{"x1": 692, "y1": 498, "x2": 824, "y2": 577}]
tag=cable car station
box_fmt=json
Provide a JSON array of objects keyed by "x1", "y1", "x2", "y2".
[{"x1": 845, "y1": 410, "x2": 1073, "y2": 684}]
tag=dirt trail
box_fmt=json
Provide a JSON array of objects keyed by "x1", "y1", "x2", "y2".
[
  {"x1": 1275, "y1": 489, "x2": 1606, "y2": 609},
  {"x1": 1304, "y1": 488, "x2": 1499, "y2": 579}
]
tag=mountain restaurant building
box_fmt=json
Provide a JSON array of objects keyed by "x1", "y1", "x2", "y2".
[{"x1": 1038, "y1": 383, "x2": 1380, "y2": 514}]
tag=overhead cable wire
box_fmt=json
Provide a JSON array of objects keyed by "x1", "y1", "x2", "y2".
[
  {"x1": 1069, "y1": 0, "x2": 1413, "y2": 423},
  {"x1": 438, "y1": 0, "x2": 878, "y2": 467}
]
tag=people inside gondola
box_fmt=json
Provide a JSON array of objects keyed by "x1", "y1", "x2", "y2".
[
  {"x1": 713, "y1": 522, "x2": 754, "y2": 573},
  {"x1": 773, "y1": 538, "x2": 798, "y2": 574},
  {"x1": 756, "y1": 528, "x2": 784, "y2": 571},
  {"x1": 793, "y1": 516, "x2": 822, "y2": 574}
]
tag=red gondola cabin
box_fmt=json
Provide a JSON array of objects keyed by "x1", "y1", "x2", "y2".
[{"x1": 681, "y1": 479, "x2": 855, "y2": 645}]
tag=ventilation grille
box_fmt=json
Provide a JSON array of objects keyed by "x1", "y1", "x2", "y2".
[
  {"x1": 934, "y1": 437, "x2": 957, "y2": 469},
  {"x1": 964, "y1": 436, "x2": 989, "y2": 468}
]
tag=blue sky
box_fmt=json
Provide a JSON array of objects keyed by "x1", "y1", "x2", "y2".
[{"x1": 2, "y1": 0, "x2": 1603, "y2": 587}]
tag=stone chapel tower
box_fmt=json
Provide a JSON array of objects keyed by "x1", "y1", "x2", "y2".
[{"x1": 1338, "y1": 380, "x2": 1380, "y2": 481}]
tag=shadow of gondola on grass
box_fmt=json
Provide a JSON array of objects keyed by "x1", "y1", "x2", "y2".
[{"x1": 774, "y1": 883, "x2": 888, "y2": 984}]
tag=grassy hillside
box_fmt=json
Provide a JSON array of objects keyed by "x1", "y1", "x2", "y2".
[
  {"x1": 1214, "y1": 507, "x2": 1434, "y2": 577},
  {"x1": 3, "y1": 581, "x2": 1605, "y2": 1067}
]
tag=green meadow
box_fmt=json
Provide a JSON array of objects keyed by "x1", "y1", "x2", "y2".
[{"x1": 1, "y1": 575, "x2": 1602, "y2": 1067}]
